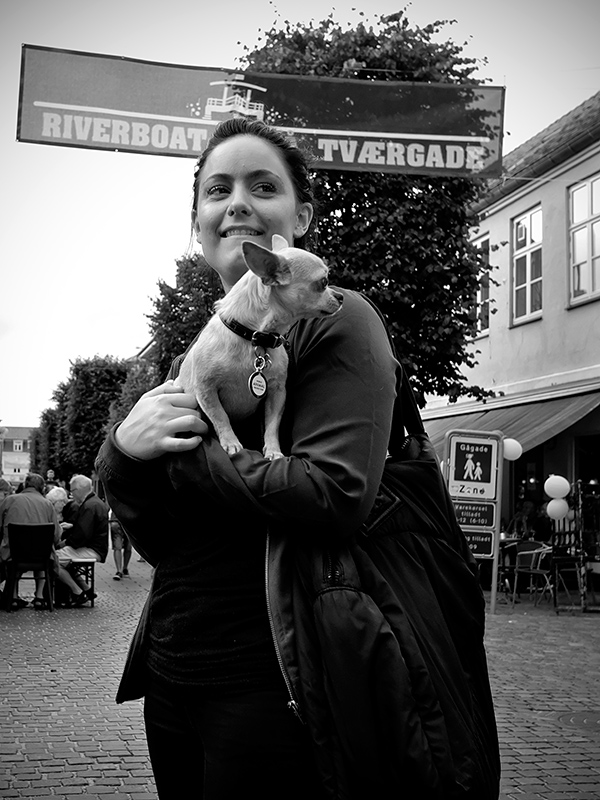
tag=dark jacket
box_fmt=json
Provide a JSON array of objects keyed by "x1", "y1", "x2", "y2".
[
  {"x1": 96, "y1": 290, "x2": 499, "y2": 798},
  {"x1": 0, "y1": 487, "x2": 62, "y2": 562},
  {"x1": 64, "y1": 492, "x2": 109, "y2": 562}
]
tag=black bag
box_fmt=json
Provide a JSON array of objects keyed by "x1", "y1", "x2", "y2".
[{"x1": 297, "y1": 304, "x2": 501, "y2": 798}]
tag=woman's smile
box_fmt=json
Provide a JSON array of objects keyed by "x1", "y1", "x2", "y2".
[{"x1": 194, "y1": 135, "x2": 311, "y2": 290}]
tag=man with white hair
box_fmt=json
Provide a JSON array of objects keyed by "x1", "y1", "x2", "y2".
[{"x1": 56, "y1": 474, "x2": 109, "y2": 607}]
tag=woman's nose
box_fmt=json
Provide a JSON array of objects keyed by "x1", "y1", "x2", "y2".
[{"x1": 227, "y1": 187, "x2": 251, "y2": 216}]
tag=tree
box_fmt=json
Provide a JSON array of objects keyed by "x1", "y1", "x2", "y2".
[
  {"x1": 147, "y1": 252, "x2": 223, "y2": 378},
  {"x1": 241, "y1": 10, "x2": 494, "y2": 403},
  {"x1": 105, "y1": 358, "x2": 160, "y2": 433},
  {"x1": 63, "y1": 357, "x2": 128, "y2": 476},
  {"x1": 30, "y1": 383, "x2": 73, "y2": 481}
]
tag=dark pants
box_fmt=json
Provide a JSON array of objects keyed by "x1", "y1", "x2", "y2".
[{"x1": 144, "y1": 672, "x2": 326, "y2": 799}]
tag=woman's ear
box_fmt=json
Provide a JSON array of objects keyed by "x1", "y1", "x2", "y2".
[
  {"x1": 192, "y1": 211, "x2": 201, "y2": 243},
  {"x1": 294, "y1": 202, "x2": 314, "y2": 239}
]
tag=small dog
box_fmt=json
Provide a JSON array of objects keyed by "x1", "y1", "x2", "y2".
[{"x1": 177, "y1": 234, "x2": 343, "y2": 459}]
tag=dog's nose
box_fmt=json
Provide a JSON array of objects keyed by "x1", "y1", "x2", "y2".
[{"x1": 333, "y1": 291, "x2": 344, "y2": 304}]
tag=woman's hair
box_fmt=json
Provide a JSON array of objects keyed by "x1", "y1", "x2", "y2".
[
  {"x1": 46, "y1": 486, "x2": 68, "y2": 505},
  {"x1": 191, "y1": 117, "x2": 317, "y2": 249}
]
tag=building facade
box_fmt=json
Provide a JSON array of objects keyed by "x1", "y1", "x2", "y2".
[
  {"x1": 422, "y1": 91, "x2": 600, "y2": 527},
  {"x1": 0, "y1": 426, "x2": 34, "y2": 488}
]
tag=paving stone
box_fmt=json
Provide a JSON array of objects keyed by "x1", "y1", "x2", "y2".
[{"x1": 2, "y1": 558, "x2": 600, "y2": 799}]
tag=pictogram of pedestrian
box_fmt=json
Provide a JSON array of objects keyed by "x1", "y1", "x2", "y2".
[
  {"x1": 473, "y1": 462, "x2": 483, "y2": 481},
  {"x1": 463, "y1": 453, "x2": 475, "y2": 479}
]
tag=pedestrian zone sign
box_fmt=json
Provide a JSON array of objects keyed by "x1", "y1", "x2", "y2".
[
  {"x1": 443, "y1": 429, "x2": 503, "y2": 560},
  {"x1": 447, "y1": 434, "x2": 499, "y2": 500}
]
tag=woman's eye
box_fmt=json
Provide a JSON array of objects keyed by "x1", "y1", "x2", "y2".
[
  {"x1": 206, "y1": 185, "x2": 229, "y2": 196},
  {"x1": 255, "y1": 182, "x2": 277, "y2": 193}
]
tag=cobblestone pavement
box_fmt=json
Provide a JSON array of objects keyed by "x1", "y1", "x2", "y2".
[{"x1": 1, "y1": 556, "x2": 600, "y2": 799}]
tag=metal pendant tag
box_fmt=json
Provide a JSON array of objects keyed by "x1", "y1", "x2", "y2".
[{"x1": 249, "y1": 371, "x2": 268, "y2": 398}]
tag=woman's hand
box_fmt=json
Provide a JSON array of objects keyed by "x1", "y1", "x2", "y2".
[{"x1": 114, "y1": 381, "x2": 208, "y2": 460}]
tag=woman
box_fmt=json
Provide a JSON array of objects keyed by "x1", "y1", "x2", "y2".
[
  {"x1": 97, "y1": 118, "x2": 498, "y2": 799},
  {"x1": 45, "y1": 486, "x2": 69, "y2": 522}
]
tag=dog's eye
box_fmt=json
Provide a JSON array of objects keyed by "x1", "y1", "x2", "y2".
[{"x1": 318, "y1": 277, "x2": 329, "y2": 292}]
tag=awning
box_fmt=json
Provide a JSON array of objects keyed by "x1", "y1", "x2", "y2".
[{"x1": 423, "y1": 392, "x2": 600, "y2": 456}]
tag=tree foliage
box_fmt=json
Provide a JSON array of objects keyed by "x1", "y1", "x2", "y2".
[
  {"x1": 105, "y1": 358, "x2": 160, "y2": 433},
  {"x1": 31, "y1": 357, "x2": 128, "y2": 480},
  {"x1": 241, "y1": 10, "x2": 493, "y2": 402},
  {"x1": 147, "y1": 252, "x2": 223, "y2": 379}
]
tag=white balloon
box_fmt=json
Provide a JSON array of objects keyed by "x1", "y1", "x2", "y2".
[
  {"x1": 544, "y1": 474, "x2": 571, "y2": 499},
  {"x1": 546, "y1": 498, "x2": 569, "y2": 520},
  {"x1": 503, "y1": 438, "x2": 523, "y2": 461}
]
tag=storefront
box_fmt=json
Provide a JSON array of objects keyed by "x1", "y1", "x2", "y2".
[{"x1": 423, "y1": 389, "x2": 600, "y2": 530}]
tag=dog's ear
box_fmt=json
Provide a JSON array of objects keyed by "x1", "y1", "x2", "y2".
[
  {"x1": 242, "y1": 241, "x2": 292, "y2": 286},
  {"x1": 271, "y1": 234, "x2": 290, "y2": 252}
]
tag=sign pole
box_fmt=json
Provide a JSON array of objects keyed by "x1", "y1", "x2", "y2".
[
  {"x1": 443, "y1": 429, "x2": 504, "y2": 614},
  {"x1": 490, "y1": 443, "x2": 504, "y2": 614}
]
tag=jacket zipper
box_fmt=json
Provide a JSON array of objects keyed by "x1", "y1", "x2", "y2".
[
  {"x1": 325, "y1": 550, "x2": 344, "y2": 585},
  {"x1": 264, "y1": 532, "x2": 304, "y2": 723}
]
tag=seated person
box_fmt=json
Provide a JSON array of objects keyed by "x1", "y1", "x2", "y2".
[
  {"x1": 56, "y1": 475, "x2": 109, "y2": 607},
  {"x1": 0, "y1": 473, "x2": 61, "y2": 609}
]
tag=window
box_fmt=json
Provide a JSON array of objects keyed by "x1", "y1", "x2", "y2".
[
  {"x1": 473, "y1": 237, "x2": 490, "y2": 333},
  {"x1": 569, "y1": 173, "x2": 600, "y2": 303},
  {"x1": 512, "y1": 207, "x2": 542, "y2": 322},
  {"x1": 13, "y1": 440, "x2": 23, "y2": 452}
]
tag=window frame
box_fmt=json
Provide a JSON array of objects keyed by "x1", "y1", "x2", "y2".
[
  {"x1": 511, "y1": 206, "x2": 543, "y2": 324},
  {"x1": 568, "y1": 172, "x2": 600, "y2": 305},
  {"x1": 473, "y1": 236, "x2": 491, "y2": 335}
]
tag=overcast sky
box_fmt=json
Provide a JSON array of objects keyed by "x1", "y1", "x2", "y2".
[{"x1": 1, "y1": 0, "x2": 599, "y2": 427}]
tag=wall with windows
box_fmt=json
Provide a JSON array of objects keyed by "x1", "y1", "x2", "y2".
[
  {"x1": 467, "y1": 144, "x2": 600, "y2": 397},
  {"x1": 0, "y1": 427, "x2": 33, "y2": 487}
]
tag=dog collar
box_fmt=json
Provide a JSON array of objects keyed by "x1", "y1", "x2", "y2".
[{"x1": 220, "y1": 317, "x2": 286, "y2": 349}]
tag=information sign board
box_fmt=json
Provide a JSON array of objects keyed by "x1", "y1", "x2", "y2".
[
  {"x1": 447, "y1": 435, "x2": 498, "y2": 500},
  {"x1": 463, "y1": 531, "x2": 494, "y2": 558},
  {"x1": 453, "y1": 501, "x2": 496, "y2": 528}
]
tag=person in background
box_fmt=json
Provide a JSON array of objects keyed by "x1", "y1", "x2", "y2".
[
  {"x1": 56, "y1": 474, "x2": 108, "y2": 607},
  {"x1": 507, "y1": 500, "x2": 537, "y2": 538},
  {"x1": 109, "y1": 507, "x2": 132, "y2": 580},
  {"x1": 0, "y1": 473, "x2": 61, "y2": 609},
  {"x1": 0, "y1": 478, "x2": 12, "y2": 503},
  {"x1": 45, "y1": 486, "x2": 69, "y2": 522}
]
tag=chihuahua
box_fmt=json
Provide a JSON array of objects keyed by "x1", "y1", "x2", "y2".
[{"x1": 177, "y1": 234, "x2": 343, "y2": 459}]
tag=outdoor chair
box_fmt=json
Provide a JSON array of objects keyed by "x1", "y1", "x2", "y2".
[
  {"x1": 511, "y1": 540, "x2": 553, "y2": 607},
  {"x1": 5, "y1": 522, "x2": 56, "y2": 611},
  {"x1": 551, "y1": 527, "x2": 585, "y2": 611}
]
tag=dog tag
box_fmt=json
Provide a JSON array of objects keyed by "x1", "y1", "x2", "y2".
[{"x1": 249, "y1": 371, "x2": 268, "y2": 398}]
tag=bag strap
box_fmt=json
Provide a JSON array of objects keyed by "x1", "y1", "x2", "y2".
[{"x1": 361, "y1": 295, "x2": 425, "y2": 451}]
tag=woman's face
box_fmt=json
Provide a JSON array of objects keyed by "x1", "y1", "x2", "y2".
[
  {"x1": 194, "y1": 135, "x2": 313, "y2": 291},
  {"x1": 52, "y1": 498, "x2": 66, "y2": 514}
]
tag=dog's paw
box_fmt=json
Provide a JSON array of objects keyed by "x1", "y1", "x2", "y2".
[
  {"x1": 222, "y1": 440, "x2": 243, "y2": 456},
  {"x1": 264, "y1": 449, "x2": 284, "y2": 460}
]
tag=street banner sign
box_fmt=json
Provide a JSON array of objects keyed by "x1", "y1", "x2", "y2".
[{"x1": 17, "y1": 45, "x2": 505, "y2": 177}]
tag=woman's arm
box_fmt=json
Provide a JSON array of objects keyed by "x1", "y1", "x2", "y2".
[
  {"x1": 95, "y1": 383, "x2": 209, "y2": 565},
  {"x1": 167, "y1": 291, "x2": 399, "y2": 539}
]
